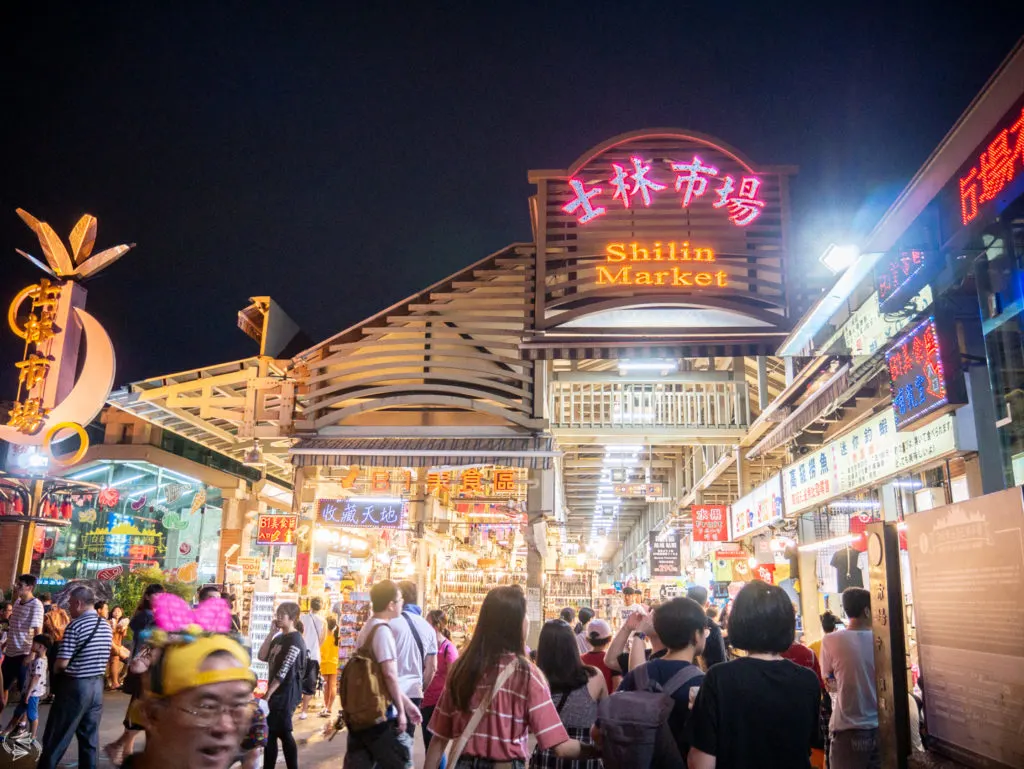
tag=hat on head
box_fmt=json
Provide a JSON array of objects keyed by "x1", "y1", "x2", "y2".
[
  {"x1": 586, "y1": 618, "x2": 612, "y2": 641},
  {"x1": 149, "y1": 635, "x2": 255, "y2": 698}
]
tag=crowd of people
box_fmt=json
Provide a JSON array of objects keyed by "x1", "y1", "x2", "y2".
[{"x1": 0, "y1": 572, "x2": 890, "y2": 769}]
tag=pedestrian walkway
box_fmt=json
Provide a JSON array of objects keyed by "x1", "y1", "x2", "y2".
[{"x1": 0, "y1": 691, "x2": 386, "y2": 766}]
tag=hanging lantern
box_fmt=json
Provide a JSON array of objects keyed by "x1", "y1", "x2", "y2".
[
  {"x1": 13, "y1": 495, "x2": 24, "y2": 514},
  {"x1": 61, "y1": 500, "x2": 73, "y2": 520}
]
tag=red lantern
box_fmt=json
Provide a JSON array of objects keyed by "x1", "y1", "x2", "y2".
[
  {"x1": 61, "y1": 501, "x2": 73, "y2": 520},
  {"x1": 13, "y1": 496, "x2": 24, "y2": 514}
]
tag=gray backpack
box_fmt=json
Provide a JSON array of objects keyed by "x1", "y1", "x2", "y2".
[{"x1": 597, "y1": 663, "x2": 703, "y2": 769}]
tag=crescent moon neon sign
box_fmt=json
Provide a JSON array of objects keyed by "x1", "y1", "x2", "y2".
[{"x1": 3, "y1": 209, "x2": 133, "y2": 468}]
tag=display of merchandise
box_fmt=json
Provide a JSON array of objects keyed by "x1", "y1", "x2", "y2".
[
  {"x1": 336, "y1": 592, "x2": 371, "y2": 669},
  {"x1": 237, "y1": 584, "x2": 254, "y2": 636},
  {"x1": 544, "y1": 572, "x2": 597, "y2": 619},
  {"x1": 437, "y1": 570, "x2": 527, "y2": 642}
]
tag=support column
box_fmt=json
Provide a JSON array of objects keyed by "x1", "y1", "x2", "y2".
[
  {"x1": 218, "y1": 496, "x2": 248, "y2": 583},
  {"x1": 293, "y1": 466, "x2": 313, "y2": 592},
  {"x1": 734, "y1": 448, "x2": 752, "y2": 497},
  {"x1": 784, "y1": 357, "x2": 797, "y2": 385},
  {"x1": 407, "y1": 468, "x2": 428, "y2": 605},
  {"x1": 0, "y1": 523, "x2": 26, "y2": 590},
  {"x1": 526, "y1": 467, "x2": 553, "y2": 648},
  {"x1": 961, "y1": 313, "x2": 1005, "y2": 493},
  {"x1": 756, "y1": 356, "x2": 770, "y2": 411}
]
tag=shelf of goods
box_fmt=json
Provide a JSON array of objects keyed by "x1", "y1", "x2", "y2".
[
  {"x1": 336, "y1": 592, "x2": 372, "y2": 670},
  {"x1": 544, "y1": 572, "x2": 597, "y2": 619},
  {"x1": 437, "y1": 570, "x2": 527, "y2": 643}
]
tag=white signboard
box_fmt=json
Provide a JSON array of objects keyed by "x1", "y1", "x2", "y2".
[
  {"x1": 783, "y1": 409, "x2": 958, "y2": 515},
  {"x1": 841, "y1": 286, "x2": 933, "y2": 357},
  {"x1": 731, "y1": 475, "x2": 784, "y2": 539}
]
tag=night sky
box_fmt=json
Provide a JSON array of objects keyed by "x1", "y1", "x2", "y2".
[{"x1": 2, "y1": 5, "x2": 1022, "y2": 394}]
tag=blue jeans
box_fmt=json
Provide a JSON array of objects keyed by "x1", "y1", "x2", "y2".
[{"x1": 37, "y1": 675, "x2": 104, "y2": 769}]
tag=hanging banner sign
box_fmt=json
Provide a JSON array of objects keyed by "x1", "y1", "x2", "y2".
[
  {"x1": 783, "y1": 409, "x2": 959, "y2": 516},
  {"x1": 649, "y1": 528, "x2": 681, "y2": 577},
  {"x1": 256, "y1": 514, "x2": 299, "y2": 545},
  {"x1": 614, "y1": 483, "x2": 664, "y2": 497},
  {"x1": 731, "y1": 475, "x2": 784, "y2": 539},
  {"x1": 316, "y1": 498, "x2": 404, "y2": 528},
  {"x1": 840, "y1": 288, "x2": 933, "y2": 358},
  {"x1": 691, "y1": 504, "x2": 729, "y2": 542}
]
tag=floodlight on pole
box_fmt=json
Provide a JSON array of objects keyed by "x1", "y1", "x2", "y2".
[{"x1": 819, "y1": 243, "x2": 860, "y2": 274}]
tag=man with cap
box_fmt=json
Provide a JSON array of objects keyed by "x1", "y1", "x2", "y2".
[{"x1": 686, "y1": 586, "x2": 728, "y2": 667}]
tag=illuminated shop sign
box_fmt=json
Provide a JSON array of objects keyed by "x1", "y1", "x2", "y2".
[
  {"x1": 316, "y1": 497, "x2": 404, "y2": 528},
  {"x1": 256, "y1": 514, "x2": 298, "y2": 545},
  {"x1": 957, "y1": 100, "x2": 1024, "y2": 227},
  {"x1": 875, "y1": 249, "x2": 939, "y2": 313},
  {"x1": 885, "y1": 316, "x2": 966, "y2": 431},
  {"x1": 563, "y1": 155, "x2": 765, "y2": 227},
  {"x1": 730, "y1": 476, "x2": 783, "y2": 539},
  {"x1": 614, "y1": 483, "x2": 664, "y2": 497},
  {"x1": 596, "y1": 241, "x2": 728, "y2": 288},
  {"x1": 783, "y1": 409, "x2": 958, "y2": 515}
]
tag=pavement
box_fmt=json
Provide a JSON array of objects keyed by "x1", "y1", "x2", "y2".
[{"x1": 1, "y1": 691, "x2": 428, "y2": 767}]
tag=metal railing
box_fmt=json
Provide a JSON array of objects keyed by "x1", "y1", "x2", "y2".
[{"x1": 549, "y1": 380, "x2": 749, "y2": 429}]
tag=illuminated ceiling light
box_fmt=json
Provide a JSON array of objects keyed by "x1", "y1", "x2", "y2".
[
  {"x1": 819, "y1": 243, "x2": 860, "y2": 275},
  {"x1": 69, "y1": 465, "x2": 110, "y2": 481},
  {"x1": 618, "y1": 359, "x2": 678, "y2": 374},
  {"x1": 109, "y1": 474, "x2": 146, "y2": 488},
  {"x1": 604, "y1": 445, "x2": 645, "y2": 453}
]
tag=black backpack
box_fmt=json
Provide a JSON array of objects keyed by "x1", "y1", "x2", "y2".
[{"x1": 597, "y1": 662, "x2": 703, "y2": 769}]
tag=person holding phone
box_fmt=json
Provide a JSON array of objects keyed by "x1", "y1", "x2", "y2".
[{"x1": 258, "y1": 602, "x2": 306, "y2": 769}]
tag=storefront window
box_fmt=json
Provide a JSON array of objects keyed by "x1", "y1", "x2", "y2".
[{"x1": 34, "y1": 460, "x2": 222, "y2": 587}]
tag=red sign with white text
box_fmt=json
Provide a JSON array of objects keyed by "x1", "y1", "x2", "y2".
[
  {"x1": 691, "y1": 504, "x2": 729, "y2": 542},
  {"x1": 256, "y1": 514, "x2": 298, "y2": 545}
]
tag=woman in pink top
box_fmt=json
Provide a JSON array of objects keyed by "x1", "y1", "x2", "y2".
[
  {"x1": 422, "y1": 610, "x2": 459, "y2": 750},
  {"x1": 425, "y1": 586, "x2": 599, "y2": 769}
]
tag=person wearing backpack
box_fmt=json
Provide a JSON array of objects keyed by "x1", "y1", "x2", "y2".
[
  {"x1": 424, "y1": 585, "x2": 598, "y2": 769},
  {"x1": 258, "y1": 601, "x2": 307, "y2": 769},
  {"x1": 596, "y1": 597, "x2": 707, "y2": 769},
  {"x1": 685, "y1": 581, "x2": 821, "y2": 769},
  {"x1": 298, "y1": 597, "x2": 326, "y2": 720},
  {"x1": 342, "y1": 580, "x2": 422, "y2": 769},
  {"x1": 532, "y1": 619, "x2": 608, "y2": 769},
  {"x1": 392, "y1": 580, "x2": 438, "y2": 738}
]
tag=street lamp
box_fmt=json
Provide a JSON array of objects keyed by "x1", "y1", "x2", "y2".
[{"x1": 819, "y1": 243, "x2": 860, "y2": 274}]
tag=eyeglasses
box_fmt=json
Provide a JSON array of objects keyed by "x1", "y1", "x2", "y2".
[{"x1": 175, "y1": 701, "x2": 255, "y2": 728}]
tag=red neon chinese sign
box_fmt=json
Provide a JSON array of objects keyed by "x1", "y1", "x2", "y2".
[
  {"x1": 255, "y1": 514, "x2": 298, "y2": 545},
  {"x1": 885, "y1": 316, "x2": 964, "y2": 430},
  {"x1": 563, "y1": 155, "x2": 764, "y2": 227},
  {"x1": 958, "y1": 105, "x2": 1024, "y2": 226}
]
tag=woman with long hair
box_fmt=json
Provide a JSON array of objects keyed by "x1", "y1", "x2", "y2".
[
  {"x1": 422, "y1": 609, "x2": 459, "y2": 752},
  {"x1": 531, "y1": 620, "x2": 607, "y2": 769},
  {"x1": 425, "y1": 586, "x2": 598, "y2": 769},
  {"x1": 319, "y1": 615, "x2": 340, "y2": 718},
  {"x1": 104, "y1": 583, "x2": 165, "y2": 766},
  {"x1": 107, "y1": 605, "x2": 130, "y2": 690}
]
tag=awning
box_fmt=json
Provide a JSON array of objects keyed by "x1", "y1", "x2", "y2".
[
  {"x1": 290, "y1": 436, "x2": 558, "y2": 469},
  {"x1": 746, "y1": 364, "x2": 851, "y2": 460}
]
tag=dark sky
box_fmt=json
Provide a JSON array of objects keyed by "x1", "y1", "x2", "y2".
[{"x1": 3, "y1": 4, "x2": 1022, "y2": 393}]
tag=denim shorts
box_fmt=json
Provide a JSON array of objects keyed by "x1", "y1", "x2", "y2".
[{"x1": 14, "y1": 695, "x2": 40, "y2": 722}]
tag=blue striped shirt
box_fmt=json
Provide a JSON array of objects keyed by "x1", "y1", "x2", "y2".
[{"x1": 59, "y1": 611, "x2": 113, "y2": 678}]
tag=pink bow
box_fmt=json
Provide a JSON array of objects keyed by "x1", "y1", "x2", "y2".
[{"x1": 152, "y1": 593, "x2": 232, "y2": 634}]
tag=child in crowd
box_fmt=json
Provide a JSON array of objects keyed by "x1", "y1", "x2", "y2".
[{"x1": 3, "y1": 634, "x2": 52, "y2": 738}]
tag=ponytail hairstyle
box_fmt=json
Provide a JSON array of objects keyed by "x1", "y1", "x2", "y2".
[{"x1": 427, "y1": 609, "x2": 451, "y2": 641}]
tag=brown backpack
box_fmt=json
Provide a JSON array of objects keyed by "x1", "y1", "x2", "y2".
[{"x1": 339, "y1": 623, "x2": 393, "y2": 731}]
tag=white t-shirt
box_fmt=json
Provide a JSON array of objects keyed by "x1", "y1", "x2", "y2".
[
  {"x1": 389, "y1": 611, "x2": 438, "y2": 699},
  {"x1": 299, "y1": 613, "x2": 325, "y2": 663},
  {"x1": 28, "y1": 655, "x2": 48, "y2": 698},
  {"x1": 356, "y1": 617, "x2": 398, "y2": 665},
  {"x1": 820, "y1": 629, "x2": 879, "y2": 731}
]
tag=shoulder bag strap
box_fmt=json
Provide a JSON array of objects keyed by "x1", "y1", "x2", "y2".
[
  {"x1": 447, "y1": 660, "x2": 519, "y2": 769},
  {"x1": 555, "y1": 690, "x2": 571, "y2": 714},
  {"x1": 402, "y1": 612, "x2": 426, "y2": 664},
  {"x1": 661, "y1": 665, "x2": 704, "y2": 698},
  {"x1": 65, "y1": 614, "x2": 104, "y2": 671}
]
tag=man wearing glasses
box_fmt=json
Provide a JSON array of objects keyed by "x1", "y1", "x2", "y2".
[
  {"x1": 2, "y1": 575, "x2": 44, "y2": 706},
  {"x1": 37, "y1": 585, "x2": 113, "y2": 769}
]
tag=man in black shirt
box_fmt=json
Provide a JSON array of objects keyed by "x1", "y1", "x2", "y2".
[{"x1": 686, "y1": 587, "x2": 728, "y2": 667}]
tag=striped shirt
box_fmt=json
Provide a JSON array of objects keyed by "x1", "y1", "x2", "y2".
[
  {"x1": 428, "y1": 654, "x2": 569, "y2": 760},
  {"x1": 7, "y1": 597, "x2": 44, "y2": 656},
  {"x1": 58, "y1": 611, "x2": 113, "y2": 678}
]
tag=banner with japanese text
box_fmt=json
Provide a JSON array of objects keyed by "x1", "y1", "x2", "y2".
[
  {"x1": 691, "y1": 504, "x2": 729, "y2": 542},
  {"x1": 783, "y1": 409, "x2": 958, "y2": 516}
]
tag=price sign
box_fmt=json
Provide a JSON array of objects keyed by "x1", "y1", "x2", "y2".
[
  {"x1": 237, "y1": 557, "x2": 262, "y2": 577},
  {"x1": 256, "y1": 514, "x2": 298, "y2": 545}
]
